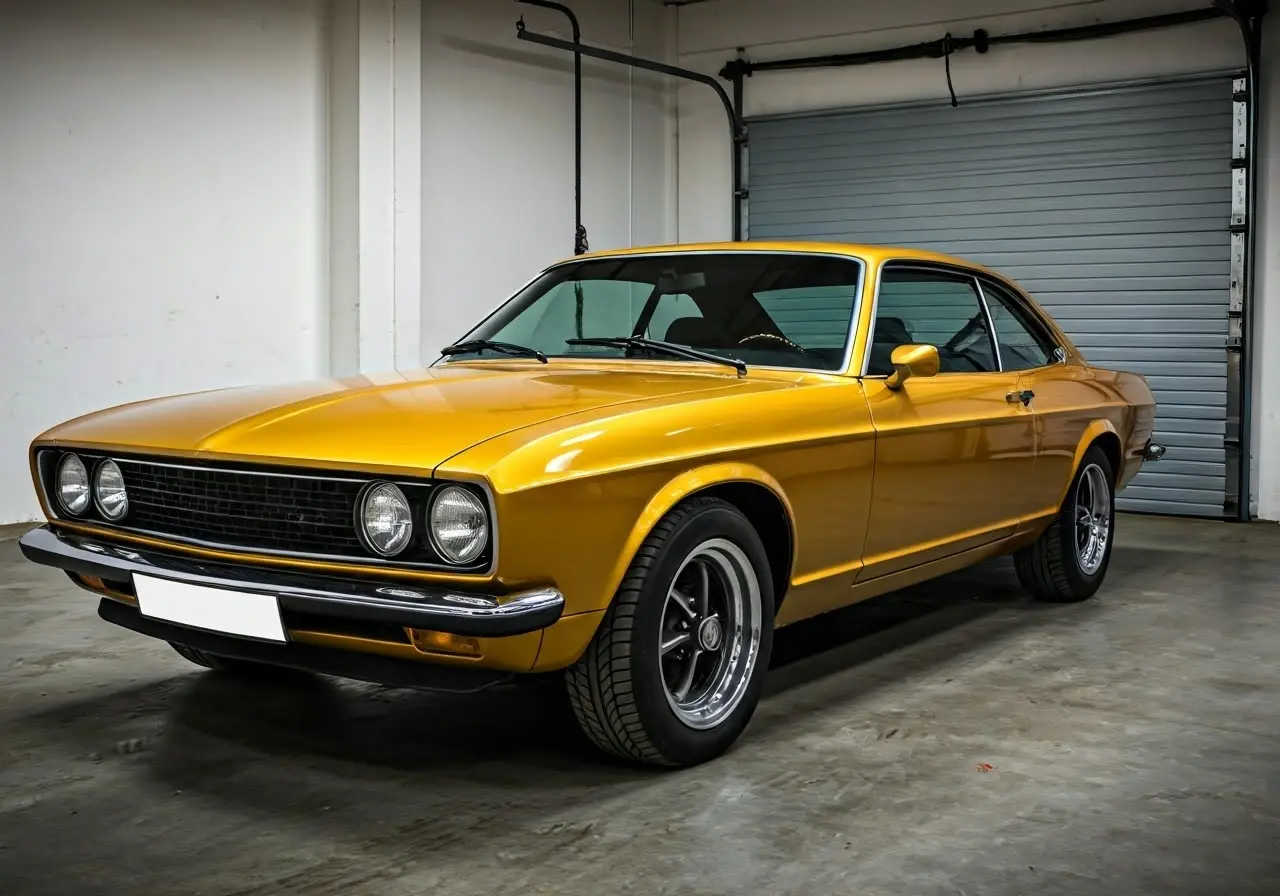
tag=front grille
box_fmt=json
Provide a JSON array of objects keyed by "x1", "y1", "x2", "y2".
[
  {"x1": 37, "y1": 450, "x2": 491, "y2": 571},
  {"x1": 121, "y1": 462, "x2": 369, "y2": 557}
]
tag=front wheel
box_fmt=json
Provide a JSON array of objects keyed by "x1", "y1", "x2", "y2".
[
  {"x1": 1014, "y1": 444, "x2": 1116, "y2": 602},
  {"x1": 566, "y1": 497, "x2": 775, "y2": 767}
]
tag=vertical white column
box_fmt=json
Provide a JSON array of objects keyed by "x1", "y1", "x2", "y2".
[
  {"x1": 392, "y1": 0, "x2": 422, "y2": 370},
  {"x1": 327, "y1": 0, "x2": 422, "y2": 377},
  {"x1": 356, "y1": 0, "x2": 398, "y2": 373},
  {"x1": 1254, "y1": 21, "x2": 1280, "y2": 521}
]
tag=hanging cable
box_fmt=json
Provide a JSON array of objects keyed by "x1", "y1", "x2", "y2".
[{"x1": 943, "y1": 32, "x2": 958, "y2": 107}]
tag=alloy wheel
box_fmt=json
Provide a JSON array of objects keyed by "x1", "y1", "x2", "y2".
[{"x1": 658, "y1": 538, "x2": 763, "y2": 730}]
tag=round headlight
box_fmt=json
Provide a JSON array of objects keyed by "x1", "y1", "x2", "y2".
[
  {"x1": 94, "y1": 459, "x2": 129, "y2": 521},
  {"x1": 429, "y1": 485, "x2": 489, "y2": 564},
  {"x1": 56, "y1": 453, "x2": 91, "y2": 516},
  {"x1": 358, "y1": 482, "x2": 414, "y2": 557}
]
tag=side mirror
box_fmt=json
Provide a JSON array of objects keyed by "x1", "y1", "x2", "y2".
[{"x1": 885, "y1": 344, "x2": 940, "y2": 390}]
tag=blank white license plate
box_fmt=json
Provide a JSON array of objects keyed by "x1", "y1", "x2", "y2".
[{"x1": 133, "y1": 575, "x2": 287, "y2": 643}]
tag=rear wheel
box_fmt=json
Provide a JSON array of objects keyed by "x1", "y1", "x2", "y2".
[
  {"x1": 566, "y1": 497, "x2": 775, "y2": 767},
  {"x1": 1014, "y1": 444, "x2": 1115, "y2": 602}
]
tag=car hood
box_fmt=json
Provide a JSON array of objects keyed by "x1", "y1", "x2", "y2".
[{"x1": 36, "y1": 362, "x2": 791, "y2": 475}]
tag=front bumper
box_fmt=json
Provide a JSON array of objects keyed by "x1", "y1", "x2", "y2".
[{"x1": 19, "y1": 525, "x2": 564, "y2": 639}]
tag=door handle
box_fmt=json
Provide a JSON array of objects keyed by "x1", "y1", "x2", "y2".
[{"x1": 1006, "y1": 389, "x2": 1035, "y2": 406}]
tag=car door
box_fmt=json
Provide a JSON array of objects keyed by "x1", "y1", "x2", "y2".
[
  {"x1": 977, "y1": 275, "x2": 1096, "y2": 522},
  {"x1": 859, "y1": 263, "x2": 1036, "y2": 581}
]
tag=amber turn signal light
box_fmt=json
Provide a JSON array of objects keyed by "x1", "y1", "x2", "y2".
[{"x1": 406, "y1": 628, "x2": 482, "y2": 657}]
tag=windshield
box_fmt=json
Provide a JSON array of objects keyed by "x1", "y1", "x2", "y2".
[{"x1": 445, "y1": 252, "x2": 865, "y2": 372}]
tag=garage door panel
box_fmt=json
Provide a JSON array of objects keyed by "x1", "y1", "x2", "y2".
[
  {"x1": 752, "y1": 197, "x2": 1228, "y2": 230},
  {"x1": 1049, "y1": 309, "x2": 1225, "y2": 327},
  {"x1": 755, "y1": 99, "x2": 1227, "y2": 146},
  {"x1": 752, "y1": 138, "x2": 1229, "y2": 183},
  {"x1": 1072, "y1": 333, "x2": 1225, "y2": 350},
  {"x1": 1011, "y1": 275, "x2": 1224, "y2": 292},
  {"x1": 753, "y1": 158, "x2": 1227, "y2": 196},
  {"x1": 1145, "y1": 404, "x2": 1226, "y2": 422},
  {"x1": 1153, "y1": 391, "x2": 1227, "y2": 408},
  {"x1": 1118, "y1": 483, "x2": 1223, "y2": 503},
  {"x1": 927, "y1": 231, "x2": 1227, "y2": 255},
  {"x1": 751, "y1": 203, "x2": 1227, "y2": 236},
  {"x1": 757, "y1": 97, "x2": 1227, "y2": 151},
  {"x1": 749, "y1": 77, "x2": 1232, "y2": 517},
  {"x1": 750, "y1": 182, "x2": 1227, "y2": 214},
  {"x1": 1132, "y1": 459, "x2": 1227, "y2": 477}
]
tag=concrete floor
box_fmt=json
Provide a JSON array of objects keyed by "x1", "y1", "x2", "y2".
[{"x1": 1, "y1": 515, "x2": 1278, "y2": 896}]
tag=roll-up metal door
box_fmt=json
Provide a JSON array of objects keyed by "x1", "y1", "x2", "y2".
[{"x1": 748, "y1": 77, "x2": 1232, "y2": 518}]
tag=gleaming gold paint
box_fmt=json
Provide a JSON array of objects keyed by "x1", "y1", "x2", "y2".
[
  {"x1": 885, "y1": 343, "x2": 940, "y2": 389},
  {"x1": 29, "y1": 241, "x2": 1157, "y2": 672}
]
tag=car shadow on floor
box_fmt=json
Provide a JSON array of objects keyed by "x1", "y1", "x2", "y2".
[{"x1": 15, "y1": 545, "x2": 1170, "y2": 821}]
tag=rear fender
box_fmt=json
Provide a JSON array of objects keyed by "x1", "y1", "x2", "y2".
[{"x1": 1056, "y1": 419, "x2": 1121, "y2": 508}]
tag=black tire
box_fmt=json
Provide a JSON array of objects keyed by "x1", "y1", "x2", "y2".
[
  {"x1": 169, "y1": 642, "x2": 290, "y2": 677},
  {"x1": 565, "y1": 496, "x2": 776, "y2": 767},
  {"x1": 1014, "y1": 444, "x2": 1116, "y2": 603}
]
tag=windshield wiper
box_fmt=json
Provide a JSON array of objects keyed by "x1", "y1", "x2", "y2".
[
  {"x1": 566, "y1": 336, "x2": 747, "y2": 376},
  {"x1": 440, "y1": 339, "x2": 548, "y2": 363}
]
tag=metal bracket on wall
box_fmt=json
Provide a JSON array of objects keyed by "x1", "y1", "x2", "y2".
[{"x1": 516, "y1": 12, "x2": 746, "y2": 240}]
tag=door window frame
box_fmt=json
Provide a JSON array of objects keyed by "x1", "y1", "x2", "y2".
[
  {"x1": 861, "y1": 260, "x2": 1002, "y2": 378},
  {"x1": 973, "y1": 274, "x2": 1067, "y2": 373},
  {"x1": 861, "y1": 259, "x2": 1067, "y2": 378}
]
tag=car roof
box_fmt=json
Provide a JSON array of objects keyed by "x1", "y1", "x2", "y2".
[{"x1": 564, "y1": 240, "x2": 999, "y2": 276}]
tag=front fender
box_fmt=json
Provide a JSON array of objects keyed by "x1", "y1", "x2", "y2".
[{"x1": 601, "y1": 462, "x2": 796, "y2": 608}]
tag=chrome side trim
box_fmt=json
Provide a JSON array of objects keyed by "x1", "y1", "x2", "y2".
[{"x1": 19, "y1": 526, "x2": 555, "y2": 638}]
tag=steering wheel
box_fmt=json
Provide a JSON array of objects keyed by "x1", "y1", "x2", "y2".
[{"x1": 735, "y1": 332, "x2": 810, "y2": 355}]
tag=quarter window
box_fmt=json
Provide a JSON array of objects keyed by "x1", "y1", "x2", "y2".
[
  {"x1": 868, "y1": 267, "x2": 997, "y2": 375},
  {"x1": 979, "y1": 279, "x2": 1059, "y2": 371}
]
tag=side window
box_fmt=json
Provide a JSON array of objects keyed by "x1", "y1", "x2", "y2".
[
  {"x1": 868, "y1": 267, "x2": 997, "y2": 375},
  {"x1": 980, "y1": 279, "x2": 1059, "y2": 371}
]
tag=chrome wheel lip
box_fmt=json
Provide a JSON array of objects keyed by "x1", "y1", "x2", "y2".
[
  {"x1": 1075, "y1": 463, "x2": 1112, "y2": 576},
  {"x1": 658, "y1": 538, "x2": 763, "y2": 731}
]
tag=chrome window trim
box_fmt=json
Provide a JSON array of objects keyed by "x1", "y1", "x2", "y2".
[
  {"x1": 35, "y1": 449, "x2": 499, "y2": 576},
  {"x1": 433, "y1": 248, "x2": 869, "y2": 378},
  {"x1": 972, "y1": 273, "x2": 1069, "y2": 373},
  {"x1": 972, "y1": 278, "x2": 1004, "y2": 373},
  {"x1": 860, "y1": 258, "x2": 1001, "y2": 378}
]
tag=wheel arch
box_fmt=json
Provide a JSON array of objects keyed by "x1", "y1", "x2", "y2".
[
  {"x1": 1058, "y1": 421, "x2": 1123, "y2": 508},
  {"x1": 605, "y1": 463, "x2": 796, "y2": 617}
]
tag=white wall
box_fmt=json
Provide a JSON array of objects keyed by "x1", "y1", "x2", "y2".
[
  {"x1": 0, "y1": 0, "x2": 329, "y2": 524},
  {"x1": 1253, "y1": 18, "x2": 1280, "y2": 521},
  {"x1": 419, "y1": 0, "x2": 676, "y2": 352}
]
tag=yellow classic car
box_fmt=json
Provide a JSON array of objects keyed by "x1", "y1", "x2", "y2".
[{"x1": 20, "y1": 241, "x2": 1162, "y2": 767}]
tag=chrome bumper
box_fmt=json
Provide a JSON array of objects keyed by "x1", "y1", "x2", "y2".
[{"x1": 19, "y1": 525, "x2": 564, "y2": 638}]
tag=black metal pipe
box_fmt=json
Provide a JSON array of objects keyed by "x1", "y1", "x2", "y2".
[
  {"x1": 517, "y1": 23, "x2": 745, "y2": 240},
  {"x1": 729, "y1": 52, "x2": 747, "y2": 238},
  {"x1": 518, "y1": 0, "x2": 587, "y2": 255},
  {"x1": 735, "y1": 8, "x2": 1227, "y2": 74},
  {"x1": 1213, "y1": 0, "x2": 1266, "y2": 521}
]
